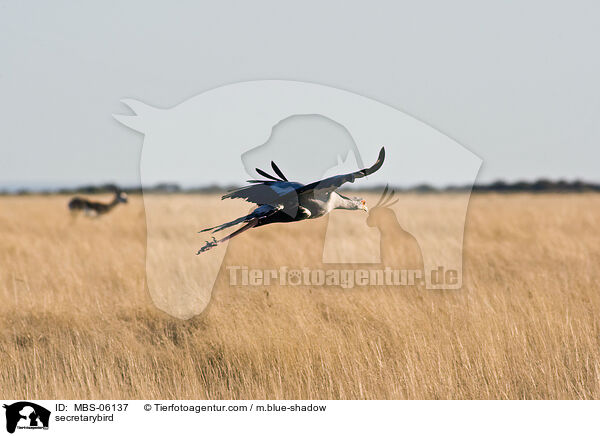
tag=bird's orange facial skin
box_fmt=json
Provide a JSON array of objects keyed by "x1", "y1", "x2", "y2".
[{"x1": 361, "y1": 199, "x2": 368, "y2": 212}]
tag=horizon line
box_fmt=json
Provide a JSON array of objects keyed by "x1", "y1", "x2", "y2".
[{"x1": 2, "y1": 178, "x2": 600, "y2": 195}]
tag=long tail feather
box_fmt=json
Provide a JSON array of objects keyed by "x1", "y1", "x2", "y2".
[
  {"x1": 197, "y1": 205, "x2": 279, "y2": 254},
  {"x1": 216, "y1": 218, "x2": 259, "y2": 243},
  {"x1": 199, "y1": 213, "x2": 252, "y2": 233},
  {"x1": 197, "y1": 218, "x2": 259, "y2": 254}
]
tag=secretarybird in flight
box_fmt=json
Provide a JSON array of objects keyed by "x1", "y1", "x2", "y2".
[{"x1": 197, "y1": 147, "x2": 386, "y2": 253}]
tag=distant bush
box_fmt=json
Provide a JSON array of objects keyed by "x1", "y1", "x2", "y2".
[{"x1": 3, "y1": 179, "x2": 600, "y2": 195}]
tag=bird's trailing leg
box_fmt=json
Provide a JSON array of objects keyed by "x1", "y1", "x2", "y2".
[
  {"x1": 197, "y1": 236, "x2": 218, "y2": 254},
  {"x1": 196, "y1": 218, "x2": 259, "y2": 254}
]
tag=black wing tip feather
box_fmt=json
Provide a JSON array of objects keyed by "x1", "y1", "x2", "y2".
[
  {"x1": 270, "y1": 161, "x2": 288, "y2": 181},
  {"x1": 255, "y1": 162, "x2": 288, "y2": 182},
  {"x1": 359, "y1": 146, "x2": 386, "y2": 177},
  {"x1": 370, "y1": 146, "x2": 386, "y2": 172},
  {"x1": 255, "y1": 167, "x2": 280, "y2": 181},
  {"x1": 373, "y1": 146, "x2": 385, "y2": 169}
]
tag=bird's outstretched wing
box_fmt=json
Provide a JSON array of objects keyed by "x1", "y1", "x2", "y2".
[
  {"x1": 222, "y1": 180, "x2": 302, "y2": 207},
  {"x1": 298, "y1": 147, "x2": 385, "y2": 194},
  {"x1": 223, "y1": 160, "x2": 300, "y2": 217},
  {"x1": 223, "y1": 159, "x2": 299, "y2": 207}
]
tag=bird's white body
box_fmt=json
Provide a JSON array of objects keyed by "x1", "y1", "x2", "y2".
[{"x1": 304, "y1": 191, "x2": 354, "y2": 218}]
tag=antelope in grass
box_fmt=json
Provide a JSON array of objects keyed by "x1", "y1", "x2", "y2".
[{"x1": 68, "y1": 186, "x2": 128, "y2": 217}]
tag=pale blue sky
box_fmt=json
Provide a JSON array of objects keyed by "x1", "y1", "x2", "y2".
[{"x1": 1, "y1": 1, "x2": 599, "y2": 189}]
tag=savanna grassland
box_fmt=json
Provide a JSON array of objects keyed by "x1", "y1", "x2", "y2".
[{"x1": 0, "y1": 193, "x2": 599, "y2": 399}]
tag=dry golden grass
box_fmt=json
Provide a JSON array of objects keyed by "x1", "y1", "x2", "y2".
[{"x1": 1, "y1": 193, "x2": 599, "y2": 399}]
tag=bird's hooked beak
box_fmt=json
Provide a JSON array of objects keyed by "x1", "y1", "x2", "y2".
[{"x1": 361, "y1": 200, "x2": 368, "y2": 212}]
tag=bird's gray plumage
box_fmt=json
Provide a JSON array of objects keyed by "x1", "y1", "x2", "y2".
[{"x1": 197, "y1": 147, "x2": 386, "y2": 253}]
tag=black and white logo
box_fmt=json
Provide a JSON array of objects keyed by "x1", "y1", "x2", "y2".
[{"x1": 3, "y1": 402, "x2": 50, "y2": 434}]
